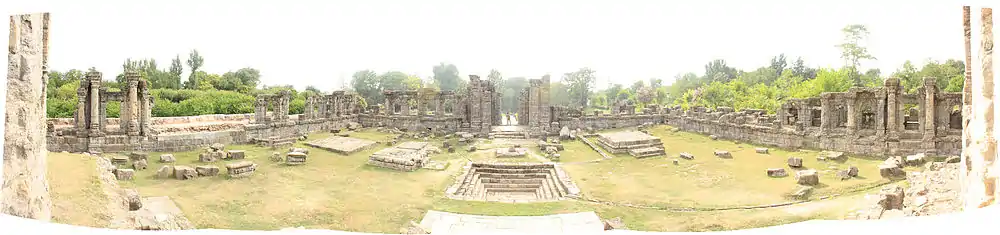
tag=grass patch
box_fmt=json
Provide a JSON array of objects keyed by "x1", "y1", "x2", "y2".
[
  {"x1": 49, "y1": 126, "x2": 892, "y2": 232},
  {"x1": 48, "y1": 152, "x2": 112, "y2": 227}
]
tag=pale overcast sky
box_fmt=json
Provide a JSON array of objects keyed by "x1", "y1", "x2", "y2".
[{"x1": 4, "y1": 0, "x2": 969, "y2": 91}]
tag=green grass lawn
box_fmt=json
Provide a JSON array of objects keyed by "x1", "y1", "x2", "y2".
[{"x1": 52, "y1": 126, "x2": 894, "y2": 233}]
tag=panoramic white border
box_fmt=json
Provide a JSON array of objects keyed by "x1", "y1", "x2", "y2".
[{"x1": 3, "y1": 0, "x2": 1000, "y2": 235}]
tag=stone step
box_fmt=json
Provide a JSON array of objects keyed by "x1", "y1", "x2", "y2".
[
  {"x1": 473, "y1": 168, "x2": 555, "y2": 175},
  {"x1": 480, "y1": 178, "x2": 545, "y2": 184},
  {"x1": 475, "y1": 173, "x2": 552, "y2": 179},
  {"x1": 481, "y1": 183, "x2": 543, "y2": 189},
  {"x1": 486, "y1": 188, "x2": 538, "y2": 193},
  {"x1": 471, "y1": 163, "x2": 555, "y2": 169}
]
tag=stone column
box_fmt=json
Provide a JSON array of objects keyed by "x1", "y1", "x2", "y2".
[
  {"x1": 875, "y1": 91, "x2": 887, "y2": 139},
  {"x1": 2, "y1": 12, "x2": 53, "y2": 221},
  {"x1": 139, "y1": 86, "x2": 151, "y2": 136},
  {"x1": 76, "y1": 82, "x2": 88, "y2": 137},
  {"x1": 820, "y1": 95, "x2": 832, "y2": 132},
  {"x1": 417, "y1": 95, "x2": 426, "y2": 117},
  {"x1": 402, "y1": 94, "x2": 411, "y2": 116},
  {"x1": 436, "y1": 95, "x2": 444, "y2": 116},
  {"x1": 922, "y1": 77, "x2": 937, "y2": 142},
  {"x1": 126, "y1": 72, "x2": 140, "y2": 136},
  {"x1": 963, "y1": 7, "x2": 999, "y2": 210},
  {"x1": 89, "y1": 76, "x2": 101, "y2": 135},
  {"x1": 845, "y1": 92, "x2": 857, "y2": 135},
  {"x1": 885, "y1": 78, "x2": 902, "y2": 140}
]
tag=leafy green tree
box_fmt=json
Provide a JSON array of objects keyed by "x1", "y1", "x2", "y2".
[
  {"x1": 350, "y1": 70, "x2": 381, "y2": 104},
  {"x1": 185, "y1": 49, "x2": 204, "y2": 89},
  {"x1": 836, "y1": 24, "x2": 877, "y2": 86},
  {"x1": 432, "y1": 63, "x2": 461, "y2": 91},
  {"x1": 562, "y1": 67, "x2": 597, "y2": 108}
]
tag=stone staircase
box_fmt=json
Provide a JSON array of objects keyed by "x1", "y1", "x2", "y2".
[
  {"x1": 489, "y1": 130, "x2": 529, "y2": 139},
  {"x1": 452, "y1": 163, "x2": 568, "y2": 202},
  {"x1": 577, "y1": 135, "x2": 613, "y2": 159}
]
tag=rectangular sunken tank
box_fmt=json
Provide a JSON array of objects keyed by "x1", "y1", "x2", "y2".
[{"x1": 444, "y1": 162, "x2": 581, "y2": 203}]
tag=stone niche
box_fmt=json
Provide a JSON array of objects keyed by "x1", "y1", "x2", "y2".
[{"x1": 445, "y1": 162, "x2": 581, "y2": 203}]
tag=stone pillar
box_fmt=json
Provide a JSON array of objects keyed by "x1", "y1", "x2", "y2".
[
  {"x1": 98, "y1": 88, "x2": 108, "y2": 133},
  {"x1": 125, "y1": 72, "x2": 140, "y2": 136},
  {"x1": 2, "y1": 12, "x2": 53, "y2": 221},
  {"x1": 922, "y1": 77, "x2": 937, "y2": 142},
  {"x1": 402, "y1": 94, "x2": 412, "y2": 116},
  {"x1": 139, "y1": 83, "x2": 151, "y2": 136},
  {"x1": 384, "y1": 93, "x2": 393, "y2": 115},
  {"x1": 885, "y1": 78, "x2": 902, "y2": 140},
  {"x1": 436, "y1": 95, "x2": 444, "y2": 116},
  {"x1": 875, "y1": 91, "x2": 887, "y2": 139},
  {"x1": 304, "y1": 96, "x2": 314, "y2": 120},
  {"x1": 820, "y1": 95, "x2": 832, "y2": 132},
  {"x1": 417, "y1": 95, "x2": 426, "y2": 117},
  {"x1": 845, "y1": 92, "x2": 857, "y2": 135},
  {"x1": 76, "y1": 80, "x2": 89, "y2": 137},
  {"x1": 963, "y1": 7, "x2": 999, "y2": 210}
]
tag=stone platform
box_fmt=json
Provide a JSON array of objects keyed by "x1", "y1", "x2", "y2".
[
  {"x1": 367, "y1": 141, "x2": 431, "y2": 171},
  {"x1": 596, "y1": 131, "x2": 665, "y2": 157},
  {"x1": 418, "y1": 210, "x2": 605, "y2": 235},
  {"x1": 445, "y1": 162, "x2": 581, "y2": 203},
  {"x1": 305, "y1": 136, "x2": 377, "y2": 155}
]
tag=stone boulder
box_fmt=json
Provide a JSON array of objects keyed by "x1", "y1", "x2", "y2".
[
  {"x1": 767, "y1": 168, "x2": 788, "y2": 177},
  {"x1": 173, "y1": 166, "x2": 197, "y2": 180},
  {"x1": 159, "y1": 154, "x2": 176, "y2": 163},
  {"x1": 847, "y1": 166, "x2": 859, "y2": 177},
  {"x1": 825, "y1": 151, "x2": 846, "y2": 161},
  {"x1": 559, "y1": 126, "x2": 571, "y2": 140},
  {"x1": 836, "y1": 170, "x2": 853, "y2": 180},
  {"x1": 347, "y1": 122, "x2": 361, "y2": 131},
  {"x1": 709, "y1": 135, "x2": 718, "y2": 140},
  {"x1": 210, "y1": 143, "x2": 225, "y2": 152},
  {"x1": 795, "y1": 170, "x2": 819, "y2": 186},
  {"x1": 129, "y1": 152, "x2": 149, "y2": 162},
  {"x1": 195, "y1": 166, "x2": 220, "y2": 177},
  {"x1": 447, "y1": 146, "x2": 455, "y2": 153},
  {"x1": 269, "y1": 152, "x2": 283, "y2": 162},
  {"x1": 905, "y1": 153, "x2": 927, "y2": 166},
  {"x1": 124, "y1": 189, "x2": 142, "y2": 211},
  {"x1": 289, "y1": 147, "x2": 309, "y2": 154},
  {"x1": 227, "y1": 150, "x2": 246, "y2": 160},
  {"x1": 879, "y1": 164, "x2": 905, "y2": 178},
  {"x1": 878, "y1": 185, "x2": 905, "y2": 210},
  {"x1": 714, "y1": 150, "x2": 732, "y2": 158},
  {"x1": 755, "y1": 148, "x2": 769, "y2": 154},
  {"x1": 679, "y1": 152, "x2": 694, "y2": 160},
  {"x1": 672, "y1": 159, "x2": 679, "y2": 165},
  {"x1": 787, "y1": 157, "x2": 803, "y2": 168},
  {"x1": 115, "y1": 169, "x2": 135, "y2": 181},
  {"x1": 791, "y1": 186, "x2": 813, "y2": 199},
  {"x1": 156, "y1": 165, "x2": 174, "y2": 179},
  {"x1": 132, "y1": 159, "x2": 148, "y2": 171}
]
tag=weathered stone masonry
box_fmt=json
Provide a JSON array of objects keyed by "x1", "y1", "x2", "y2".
[{"x1": 554, "y1": 77, "x2": 961, "y2": 157}]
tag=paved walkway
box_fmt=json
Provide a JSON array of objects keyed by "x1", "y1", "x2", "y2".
[{"x1": 418, "y1": 210, "x2": 605, "y2": 235}]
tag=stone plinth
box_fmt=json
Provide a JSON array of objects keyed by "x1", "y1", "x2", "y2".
[
  {"x1": 304, "y1": 136, "x2": 378, "y2": 155},
  {"x1": 445, "y1": 162, "x2": 581, "y2": 203}
]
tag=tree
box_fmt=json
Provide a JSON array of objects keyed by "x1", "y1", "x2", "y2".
[
  {"x1": 185, "y1": 49, "x2": 205, "y2": 89},
  {"x1": 770, "y1": 54, "x2": 788, "y2": 77},
  {"x1": 835, "y1": 24, "x2": 877, "y2": 87},
  {"x1": 432, "y1": 63, "x2": 461, "y2": 91},
  {"x1": 351, "y1": 70, "x2": 381, "y2": 104},
  {"x1": 378, "y1": 71, "x2": 409, "y2": 91},
  {"x1": 167, "y1": 55, "x2": 184, "y2": 89},
  {"x1": 487, "y1": 69, "x2": 504, "y2": 91},
  {"x1": 704, "y1": 59, "x2": 739, "y2": 82},
  {"x1": 562, "y1": 67, "x2": 597, "y2": 108},
  {"x1": 790, "y1": 57, "x2": 818, "y2": 79}
]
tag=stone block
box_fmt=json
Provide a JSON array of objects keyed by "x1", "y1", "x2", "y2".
[
  {"x1": 132, "y1": 159, "x2": 148, "y2": 170},
  {"x1": 174, "y1": 166, "x2": 197, "y2": 180},
  {"x1": 709, "y1": 135, "x2": 718, "y2": 140},
  {"x1": 199, "y1": 153, "x2": 218, "y2": 162},
  {"x1": 905, "y1": 153, "x2": 927, "y2": 166},
  {"x1": 767, "y1": 168, "x2": 788, "y2": 177},
  {"x1": 826, "y1": 151, "x2": 846, "y2": 161},
  {"x1": 847, "y1": 166, "x2": 859, "y2": 177},
  {"x1": 714, "y1": 150, "x2": 732, "y2": 158},
  {"x1": 791, "y1": 186, "x2": 813, "y2": 198},
  {"x1": 129, "y1": 152, "x2": 149, "y2": 162},
  {"x1": 836, "y1": 170, "x2": 852, "y2": 180},
  {"x1": 159, "y1": 154, "x2": 176, "y2": 163},
  {"x1": 787, "y1": 157, "x2": 803, "y2": 168},
  {"x1": 115, "y1": 169, "x2": 135, "y2": 181},
  {"x1": 270, "y1": 152, "x2": 283, "y2": 162},
  {"x1": 210, "y1": 143, "x2": 225, "y2": 151},
  {"x1": 755, "y1": 148, "x2": 770, "y2": 154},
  {"x1": 227, "y1": 150, "x2": 246, "y2": 160},
  {"x1": 286, "y1": 152, "x2": 307, "y2": 165},
  {"x1": 156, "y1": 165, "x2": 174, "y2": 179},
  {"x1": 124, "y1": 189, "x2": 142, "y2": 211},
  {"x1": 879, "y1": 164, "x2": 905, "y2": 178},
  {"x1": 878, "y1": 185, "x2": 905, "y2": 210},
  {"x1": 795, "y1": 169, "x2": 819, "y2": 186},
  {"x1": 679, "y1": 152, "x2": 694, "y2": 160},
  {"x1": 195, "y1": 166, "x2": 220, "y2": 176},
  {"x1": 289, "y1": 147, "x2": 309, "y2": 154},
  {"x1": 672, "y1": 159, "x2": 679, "y2": 165},
  {"x1": 467, "y1": 146, "x2": 477, "y2": 152}
]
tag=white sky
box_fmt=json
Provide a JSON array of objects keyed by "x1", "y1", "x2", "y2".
[{"x1": 3, "y1": 0, "x2": 973, "y2": 91}]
